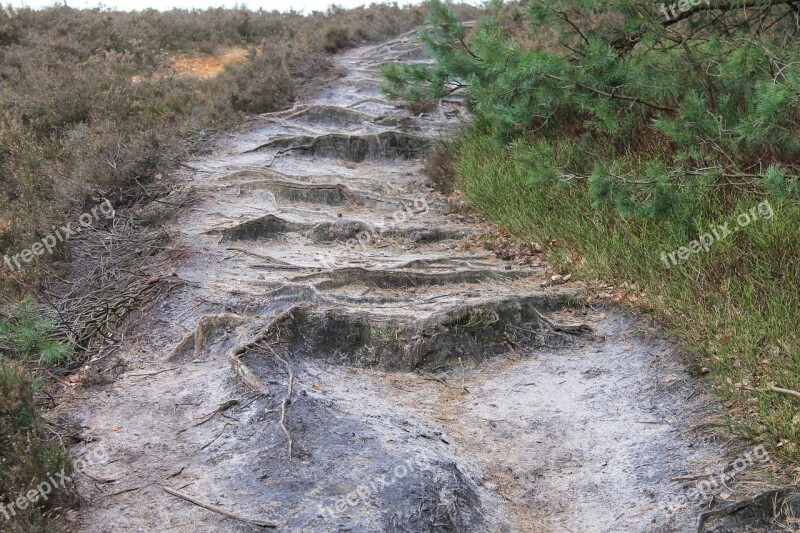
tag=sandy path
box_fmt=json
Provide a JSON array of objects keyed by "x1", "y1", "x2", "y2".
[{"x1": 67, "y1": 33, "x2": 760, "y2": 533}]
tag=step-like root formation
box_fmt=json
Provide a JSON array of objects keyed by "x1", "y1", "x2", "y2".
[
  {"x1": 245, "y1": 294, "x2": 590, "y2": 371},
  {"x1": 248, "y1": 131, "x2": 430, "y2": 162},
  {"x1": 214, "y1": 215, "x2": 473, "y2": 244},
  {"x1": 291, "y1": 266, "x2": 539, "y2": 290},
  {"x1": 233, "y1": 179, "x2": 418, "y2": 210}
]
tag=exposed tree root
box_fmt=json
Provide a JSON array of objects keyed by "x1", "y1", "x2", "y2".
[{"x1": 268, "y1": 345, "x2": 295, "y2": 459}]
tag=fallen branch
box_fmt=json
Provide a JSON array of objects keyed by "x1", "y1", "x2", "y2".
[
  {"x1": 162, "y1": 486, "x2": 280, "y2": 528},
  {"x1": 201, "y1": 422, "x2": 230, "y2": 450},
  {"x1": 269, "y1": 346, "x2": 295, "y2": 459},
  {"x1": 178, "y1": 399, "x2": 239, "y2": 434},
  {"x1": 671, "y1": 474, "x2": 711, "y2": 482},
  {"x1": 768, "y1": 383, "x2": 800, "y2": 399},
  {"x1": 108, "y1": 485, "x2": 146, "y2": 497},
  {"x1": 192, "y1": 399, "x2": 240, "y2": 428},
  {"x1": 127, "y1": 366, "x2": 179, "y2": 379}
]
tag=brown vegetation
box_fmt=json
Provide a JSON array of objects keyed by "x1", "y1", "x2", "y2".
[
  {"x1": 424, "y1": 139, "x2": 459, "y2": 194},
  {"x1": 0, "y1": 4, "x2": 456, "y2": 296}
]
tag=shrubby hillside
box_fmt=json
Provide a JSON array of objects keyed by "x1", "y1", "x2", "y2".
[{"x1": 0, "y1": 5, "x2": 436, "y2": 292}]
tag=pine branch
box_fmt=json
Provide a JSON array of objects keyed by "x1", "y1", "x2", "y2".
[
  {"x1": 540, "y1": 72, "x2": 677, "y2": 112},
  {"x1": 557, "y1": 11, "x2": 590, "y2": 48},
  {"x1": 611, "y1": 0, "x2": 800, "y2": 55}
]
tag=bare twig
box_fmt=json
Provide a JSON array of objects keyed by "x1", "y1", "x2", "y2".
[
  {"x1": 180, "y1": 399, "x2": 240, "y2": 433},
  {"x1": 162, "y1": 486, "x2": 280, "y2": 528},
  {"x1": 201, "y1": 423, "x2": 230, "y2": 450},
  {"x1": 558, "y1": 11, "x2": 590, "y2": 48},
  {"x1": 108, "y1": 485, "x2": 146, "y2": 497},
  {"x1": 126, "y1": 367, "x2": 179, "y2": 379}
]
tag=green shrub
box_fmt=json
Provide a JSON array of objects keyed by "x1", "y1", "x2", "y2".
[
  {"x1": 383, "y1": 0, "x2": 800, "y2": 225},
  {"x1": 0, "y1": 358, "x2": 73, "y2": 532},
  {"x1": 0, "y1": 297, "x2": 73, "y2": 366}
]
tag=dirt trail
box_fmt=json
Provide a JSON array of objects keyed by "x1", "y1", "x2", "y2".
[{"x1": 68, "y1": 34, "x2": 776, "y2": 532}]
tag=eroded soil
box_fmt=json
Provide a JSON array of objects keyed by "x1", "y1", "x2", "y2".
[
  {"x1": 169, "y1": 47, "x2": 250, "y2": 78},
  {"x1": 67, "y1": 33, "x2": 794, "y2": 532}
]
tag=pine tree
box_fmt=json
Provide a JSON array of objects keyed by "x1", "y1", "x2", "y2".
[{"x1": 382, "y1": 0, "x2": 800, "y2": 222}]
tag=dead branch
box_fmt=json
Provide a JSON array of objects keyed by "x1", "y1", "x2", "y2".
[
  {"x1": 162, "y1": 486, "x2": 280, "y2": 528},
  {"x1": 189, "y1": 399, "x2": 240, "y2": 429},
  {"x1": 768, "y1": 383, "x2": 800, "y2": 399},
  {"x1": 126, "y1": 367, "x2": 179, "y2": 379},
  {"x1": 201, "y1": 423, "x2": 230, "y2": 450},
  {"x1": 108, "y1": 485, "x2": 146, "y2": 497},
  {"x1": 36, "y1": 211, "x2": 183, "y2": 364}
]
